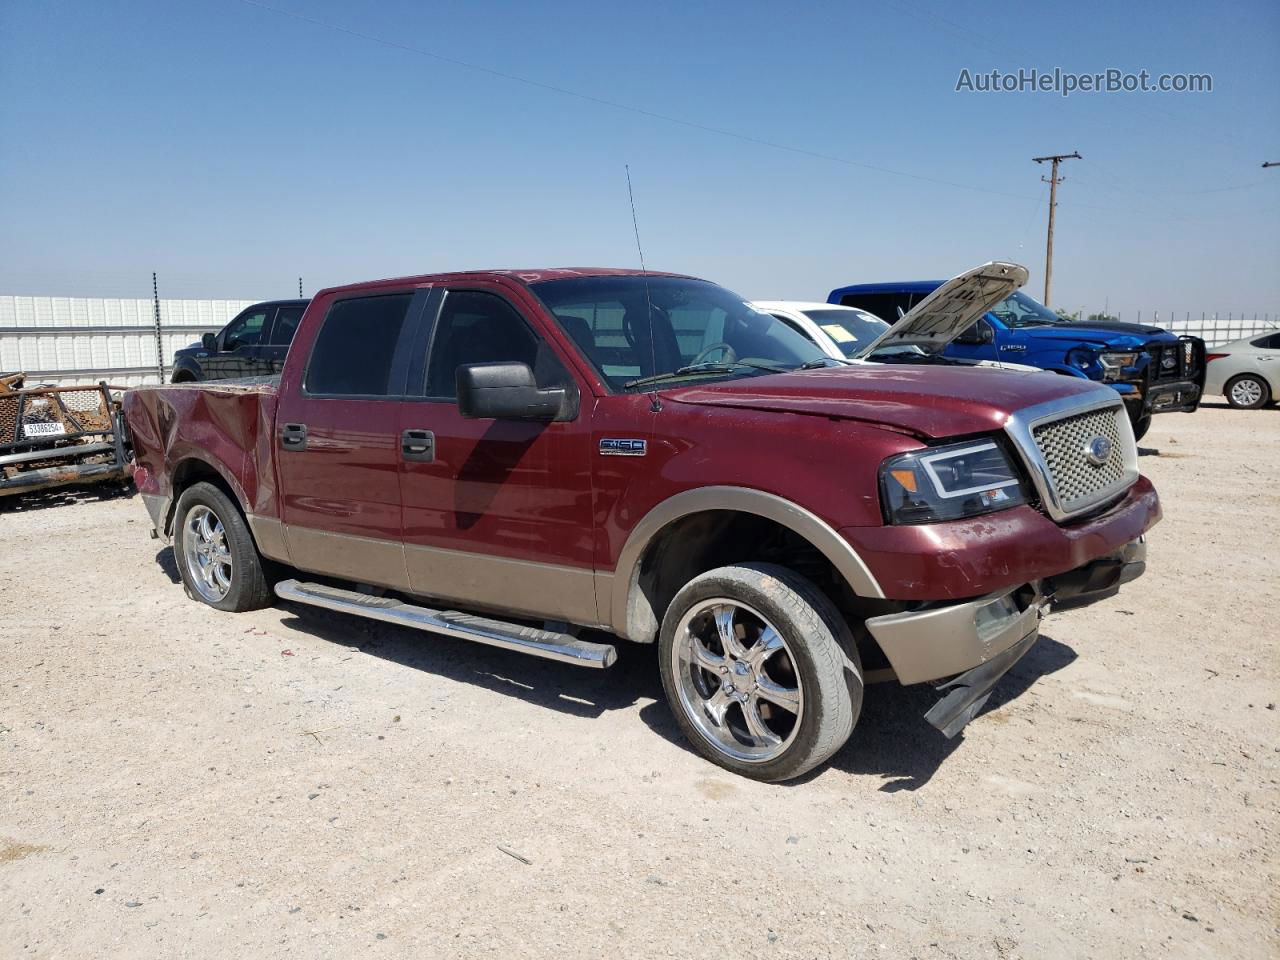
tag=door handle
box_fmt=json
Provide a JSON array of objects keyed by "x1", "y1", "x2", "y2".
[
  {"x1": 401, "y1": 429, "x2": 434, "y2": 462},
  {"x1": 280, "y1": 423, "x2": 308, "y2": 451}
]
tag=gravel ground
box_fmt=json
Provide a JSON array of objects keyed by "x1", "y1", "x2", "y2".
[{"x1": 1, "y1": 403, "x2": 1276, "y2": 959}]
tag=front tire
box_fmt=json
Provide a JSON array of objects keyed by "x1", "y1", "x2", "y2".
[
  {"x1": 173, "y1": 481, "x2": 272, "y2": 612},
  {"x1": 1128, "y1": 410, "x2": 1152, "y2": 442},
  {"x1": 658, "y1": 563, "x2": 862, "y2": 782},
  {"x1": 1225, "y1": 374, "x2": 1271, "y2": 410}
]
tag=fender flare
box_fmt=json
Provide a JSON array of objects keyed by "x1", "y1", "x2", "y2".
[
  {"x1": 169, "y1": 360, "x2": 202, "y2": 383},
  {"x1": 161, "y1": 452, "x2": 252, "y2": 537},
  {"x1": 606, "y1": 486, "x2": 885, "y2": 637}
]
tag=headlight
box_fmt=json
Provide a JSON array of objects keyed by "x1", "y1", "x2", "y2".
[
  {"x1": 1098, "y1": 351, "x2": 1138, "y2": 382},
  {"x1": 880, "y1": 440, "x2": 1028, "y2": 524}
]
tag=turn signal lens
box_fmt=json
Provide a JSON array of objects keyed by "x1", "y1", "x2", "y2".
[{"x1": 889, "y1": 469, "x2": 918, "y2": 493}]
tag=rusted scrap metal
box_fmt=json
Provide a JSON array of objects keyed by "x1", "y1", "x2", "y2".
[{"x1": 0, "y1": 376, "x2": 131, "y2": 498}]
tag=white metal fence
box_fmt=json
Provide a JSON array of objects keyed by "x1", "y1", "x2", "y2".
[
  {"x1": 1087, "y1": 311, "x2": 1277, "y2": 347},
  {"x1": 0, "y1": 296, "x2": 261, "y2": 386},
  {"x1": 4, "y1": 295, "x2": 1277, "y2": 387}
]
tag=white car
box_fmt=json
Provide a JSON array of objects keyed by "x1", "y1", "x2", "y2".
[
  {"x1": 1204, "y1": 331, "x2": 1280, "y2": 409},
  {"x1": 752, "y1": 300, "x2": 1043, "y2": 373}
]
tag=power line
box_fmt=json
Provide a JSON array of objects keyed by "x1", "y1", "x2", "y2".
[{"x1": 232, "y1": 0, "x2": 1039, "y2": 202}]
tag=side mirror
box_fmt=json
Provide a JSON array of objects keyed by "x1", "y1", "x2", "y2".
[
  {"x1": 955, "y1": 321, "x2": 994, "y2": 345},
  {"x1": 201, "y1": 333, "x2": 218, "y2": 351},
  {"x1": 456, "y1": 362, "x2": 571, "y2": 421}
]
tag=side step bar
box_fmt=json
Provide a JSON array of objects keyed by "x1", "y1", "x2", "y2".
[{"x1": 274, "y1": 579, "x2": 617, "y2": 669}]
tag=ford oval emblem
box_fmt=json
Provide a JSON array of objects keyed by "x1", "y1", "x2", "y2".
[{"x1": 1084, "y1": 435, "x2": 1113, "y2": 466}]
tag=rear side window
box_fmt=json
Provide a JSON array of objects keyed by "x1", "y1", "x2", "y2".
[
  {"x1": 837, "y1": 293, "x2": 917, "y2": 323},
  {"x1": 305, "y1": 294, "x2": 413, "y2": 396},
  {"x1": 270, "y1": 305, "x2": 305, "y2": 345},
  {"x1": 1250, "y1": 332, "x2": 1280, "y2": 349}
]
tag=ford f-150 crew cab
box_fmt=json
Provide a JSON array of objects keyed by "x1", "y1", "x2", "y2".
[{"x1": 124, "y1": 262, "x2": 1160, "y2": 781}]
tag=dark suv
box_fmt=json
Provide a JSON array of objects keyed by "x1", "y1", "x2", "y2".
[{"x1": 170, "y1": 299, "x2": 309, "y2": 382}]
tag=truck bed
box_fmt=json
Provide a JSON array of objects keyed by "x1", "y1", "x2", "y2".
[{"x1": 123, "y1": 378, "x2": 282, "y2": 537}]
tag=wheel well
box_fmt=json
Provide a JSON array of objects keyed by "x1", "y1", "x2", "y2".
[
  {"x1": 171, "y1": 370, "x2": 196, "y2": 383},
  {"x1": 1225, "y1": 371, "x2": 1268, "y2": 386},
  {"x1": 625, "y1": 510, "x2": 879, "y2": 646},
  {"x1": 166, "y1": 459, "x2": 243, "y2": 534}
]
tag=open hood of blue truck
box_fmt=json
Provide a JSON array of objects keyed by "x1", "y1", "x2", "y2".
[{"x1": 855, "y1": 261, "x2": 1030, "y2": 358}]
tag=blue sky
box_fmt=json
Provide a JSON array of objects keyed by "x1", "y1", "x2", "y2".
[{"x1": 2, "y1": 0, "x2": 1277, "y2": 319}]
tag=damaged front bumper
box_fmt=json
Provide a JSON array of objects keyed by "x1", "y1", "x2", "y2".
[{"x1": 864, "y1": 537, "x2": 1147, "y2": 737}]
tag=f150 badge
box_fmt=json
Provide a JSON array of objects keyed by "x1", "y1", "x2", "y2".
[{"x1": 599, "y1": 438, "x2": 646, "y2": 456}]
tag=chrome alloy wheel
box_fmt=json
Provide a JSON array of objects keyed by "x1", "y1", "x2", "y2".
[
  {"x1": 182, "y1": 505, "x2": 233, "y2": 602},
  {"x1": 1230, "y1": 377, "x2": 1264, "y2": 407},
  {"x1": 671, "y1": 599, "x2": 804, "y2": 763}
]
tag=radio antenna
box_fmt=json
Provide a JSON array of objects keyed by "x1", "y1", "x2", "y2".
[{"x1": 625, "y1": 164, "x2": 661, "y2": 411}]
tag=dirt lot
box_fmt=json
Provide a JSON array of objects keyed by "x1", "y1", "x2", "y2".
[{"x1": 1, "y1": 403, "x2": 1276, "y2": 959}]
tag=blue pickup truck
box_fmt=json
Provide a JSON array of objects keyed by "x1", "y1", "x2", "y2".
[{"x1": 827, "y1": 281, "x2": 1205, "y2": 440}]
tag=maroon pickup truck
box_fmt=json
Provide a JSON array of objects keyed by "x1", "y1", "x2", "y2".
[{"x1": 124, "y1": 263, "x2": 1159, "y2": 781}]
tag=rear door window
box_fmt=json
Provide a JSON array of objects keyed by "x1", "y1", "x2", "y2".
[
  {"x1": 305, "y1": 294, "x2": 414, "y2": 396},
  {"x1": 837, "y1": 293, "x2": 915, "y2": 324},
  {"x1": 269, "y1": 305, "x2": 306, "y2": 346}
]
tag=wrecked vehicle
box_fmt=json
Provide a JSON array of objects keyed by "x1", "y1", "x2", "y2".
[
  {"x1": 0, "y1": 373, "x2": 131, "y2": 498},
  {"x1": 123, "y1": 262, "x2": 1160, "y2": 782},
  {"x1": 828, "y1": 281, "x2": 1205, "y2": 442}
]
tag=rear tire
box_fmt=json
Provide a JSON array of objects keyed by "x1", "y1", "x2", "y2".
[
  {"x1": 1225, "y1": 374, "x2": 1271, "y2": 410},
  {"x1": 658, "y1": 563, "x2": 862, "y2": 782},
  {"x1": 173, "y1": 481, "x2": 272, "y2": 612}
]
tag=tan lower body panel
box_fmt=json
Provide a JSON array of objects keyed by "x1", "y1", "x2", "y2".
[
  {"x1": 247, "y1": 515, "x2": 292, "y2": 565},
  {"x1": 283, "y1": 525, "x2": 411, "y2": 592},
  {"x1": 405, "y1": 543, "x2": 600, "y2": 627},
  {"x1": 260, "y1": 520, "x2": 601, "y2": 628}
]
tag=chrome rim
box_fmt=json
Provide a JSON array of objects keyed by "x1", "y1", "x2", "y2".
[
  {"x1": 182, "y1": 505, "x2": 233, "y2": 602},
  {"x1": 671, "y1": 598, "x2": 804, "y2": 764},
  {"x1": 1230, "y1": 378, "x2": 1263, "y2": 406}
]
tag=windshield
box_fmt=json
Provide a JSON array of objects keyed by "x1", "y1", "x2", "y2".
[
  {"x1": 532, "y1": 276, "x2": 827, "y2": 391},
  {"x1": 990, "y1": 290, "x2": 1063, "y2": 328},
  {"x1": 799, "y1": 308, "x2": 889, "y2": 358}
]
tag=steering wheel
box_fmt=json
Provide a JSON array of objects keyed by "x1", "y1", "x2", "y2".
[{"x1": 691, "y1": 341, "x2": 737, "y2": 365}]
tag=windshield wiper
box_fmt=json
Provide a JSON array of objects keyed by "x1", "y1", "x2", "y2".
[
  {"x1": 800, "y1": 357, "x2": 845, "y2": 369},
  {"x1": 623, "y1": 360, "x2": 789, "y2": 390}
]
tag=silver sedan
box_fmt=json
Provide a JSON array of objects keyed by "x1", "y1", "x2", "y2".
[{"x1": 1204, "y1": 331, "x2": 1280, "y2": 409}]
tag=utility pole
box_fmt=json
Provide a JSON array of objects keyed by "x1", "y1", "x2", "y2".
[{"x1": 1032, "y1": 151, "x2": 1081, "y2": 306}]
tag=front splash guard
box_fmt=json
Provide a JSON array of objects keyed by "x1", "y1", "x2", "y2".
[{"x1": 923, "y1": 629, "x2": 1038, "y2": 738}]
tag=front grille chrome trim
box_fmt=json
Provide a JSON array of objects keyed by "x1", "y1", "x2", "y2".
[{"x1": 1003, "y1": 390, "x2": 1139, "y2": 522}]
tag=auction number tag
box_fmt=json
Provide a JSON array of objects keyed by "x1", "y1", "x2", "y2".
[{"x1": 23, "y1": 421, "x2": 66, "y2": 437}]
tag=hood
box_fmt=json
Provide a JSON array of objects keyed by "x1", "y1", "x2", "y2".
[
  {"x1": 1062, "y1": 319, "x2": 1169, "y2": 337},
  {"x1": 854, "y1": 261, "x2": 1029, "y2": 359},
  {"x1": 662, "y1": 363, "x2": 1108, "y2": 439},
  {"x1": 1017, "y1": 320, "x2": 1177, "y2": 347}
]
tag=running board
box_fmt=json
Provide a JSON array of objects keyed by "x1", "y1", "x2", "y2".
[{"x1": 274, "y1": 579, "x2": 617, "y2": 669}]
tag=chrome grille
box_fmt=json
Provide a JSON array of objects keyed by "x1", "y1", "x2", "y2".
[{"x1": 1030, "y1": 406, "x2": 1131, "y2": 516}]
